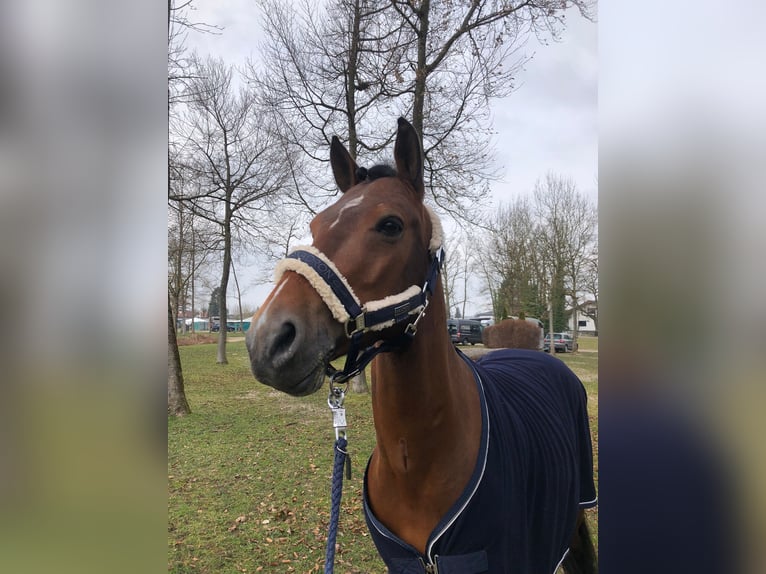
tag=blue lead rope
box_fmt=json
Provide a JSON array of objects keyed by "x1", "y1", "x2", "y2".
[{"x1": 325, "y1": 436, "x2": 350, "y2": 574}]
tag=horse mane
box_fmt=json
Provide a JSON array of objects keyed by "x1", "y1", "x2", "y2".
[{"x1": 355, "y1": 164, "x2": 397, "y2": 182}]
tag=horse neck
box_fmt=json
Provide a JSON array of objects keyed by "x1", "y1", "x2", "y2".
[{"x1": 369, "y1": 279, "x2": 480, "y2": 476}]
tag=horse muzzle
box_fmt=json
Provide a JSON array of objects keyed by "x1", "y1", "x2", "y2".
[{"x1": 245, "y1": 299, "x2": 340, "y2": 397}]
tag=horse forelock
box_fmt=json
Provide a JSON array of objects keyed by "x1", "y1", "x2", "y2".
[{"x1": 355, "y1": 163, "x2": 397, "y2": 182}]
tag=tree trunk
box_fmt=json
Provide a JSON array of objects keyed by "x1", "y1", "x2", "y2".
[
  {"x1": 168, "y1": 296, "x2": 191, "y2": 416},
  {"x1": 548, "y1": 280, "x2": 556, "y2": 355},
  {"x1": 346, "y1": 0, "x2": 360, "y2": 156},
  {"x1": 571, "y1": 280, "x2": 580, "y2": 350},
  {"x1": 217, "y1": 215, "x2": 232, "y2": 364},
  {"x1": 443, "y1": 263, "x2": 452, "y2": 319},
  {"x1": 412, "y1": 0, "x2": 431, "y2": 140},
  {"x1": 191, "y1": 242, "x2": 196, "y2": 333},
  {"x1": 232, "y1": 259, "x2": 244, "y2": 331},
  {"x1": 351, "y1": 369, "x2": 368, "y2": 394}
]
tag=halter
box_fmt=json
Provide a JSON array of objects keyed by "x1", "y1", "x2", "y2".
[{"x1": 273, "y1": 206, "x2": 445, "y2": 386}]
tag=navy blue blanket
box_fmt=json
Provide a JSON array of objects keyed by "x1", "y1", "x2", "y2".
[{"x1": 363, "y1": 349, "x2": 597, "y2": 574}]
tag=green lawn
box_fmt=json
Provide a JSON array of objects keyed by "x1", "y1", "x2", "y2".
[
  {"x1": 169, "y1": 339, "x2": 598, "y2": 573},
  {"x1": 575, "y1": 334, "x2": 599, "y2": 353}
]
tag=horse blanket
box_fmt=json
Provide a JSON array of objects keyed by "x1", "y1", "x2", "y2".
[{"x1": 363, "y1": 349, "x2": 597, "y2": 574}]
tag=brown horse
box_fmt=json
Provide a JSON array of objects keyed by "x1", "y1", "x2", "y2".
[{"x1": 246, "y1": 118, "x2": 597, "y2": 574}]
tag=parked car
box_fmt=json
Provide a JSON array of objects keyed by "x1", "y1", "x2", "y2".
[
  {"x1": 543, "y1": 332, "x2": 578, "y2": 353},
  {"x1": 447, "y1": 319, "x2": 483, "y2": 345},
  {"x1": 211, "y1": 324, "x2": 235, "y2": 332}
]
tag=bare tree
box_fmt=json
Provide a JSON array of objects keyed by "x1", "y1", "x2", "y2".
[
  {"x1": 441, "y1": 238, "x2": 461, "y2": 319},
  {"x1": 534, "y1": 173, "x2": 596, "y2": 343},
  {"x1": 255, "y1": 0, "x2": 593, "y2": 222},
  {"x1": 479, "y1": 173, "x2": 596, "y2": 348},
  {"x1": 441, "y1": 237, "x2": 476, "y2": 319},
  {"x1": 535, "y1": 174, "x2": 571, "y2": 339},
  {"x1": 167, "y1": 0, "x2": 219, "y2": 415},
  {"x1": 482, "y1": 197, "x2": 547, "y2": 321},
  {"x1": 168, "y1": 186, "x2": 219, "y2": 333},
  {"x1": 473, "y1": 240, "x2": 501, "y2": 319},
  {"x1": 181, "y1": 55, "x2": 291, "y2": 364},
  {"x1": 563, "y1": 197, "x2": 597, "y2": 342},
  {"x1": 252, "y1": 0, "x2": 406, "y2": 213},
  {"x1": 459, "y1": 244, "x2": 477, "y2": 319},
  {"x1": 389, "y1": 0, "x2": 594, "y2": 219}
]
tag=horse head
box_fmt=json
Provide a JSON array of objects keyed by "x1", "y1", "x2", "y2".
[{"x1": 246, "y1": 118, "x2": 440, "y2": 396}]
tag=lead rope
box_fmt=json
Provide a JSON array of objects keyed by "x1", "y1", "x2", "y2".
[{"x1": 325, "y1": 383, "x2": 351, "y2": 574}]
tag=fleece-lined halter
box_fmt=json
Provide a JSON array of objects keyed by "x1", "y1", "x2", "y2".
[{"x1": 273, "y1": 205, "x2": 445, "y2": 385}]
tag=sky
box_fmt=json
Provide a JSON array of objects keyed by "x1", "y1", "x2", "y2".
[{"x1": 182, "y1": 1, "x2": 598, "y2": 313}]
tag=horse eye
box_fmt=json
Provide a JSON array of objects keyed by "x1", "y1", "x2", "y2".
[{"x1": 376, "y1": 216, "x2": 404, "y2": 238}]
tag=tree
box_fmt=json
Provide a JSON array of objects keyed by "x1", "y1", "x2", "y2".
[
  {"x1": 207, "y1": 286, "x2": 221, "y2": 321},
  {"x1": 167, "y1": 0, "x2": 217, "y2": 415},
  {"x1": 255, "y1": 0, "x2": 593, "y2": 222},
  {"x1": 441, "y1": 234, "x2": 477, "y2": 319},
  {"x1": 168, "y1": 298, "x2": 191, "y2": 416},
  {"x1": 481, "y1": 197, "x2": 549, "y2": 322},
  {"x1": 480, "y1": 173, "x2": 596, "y2": 343},
  {"x1": 534, "y1": 173, "x2": 596, "y2": 341},
  {"x1": 182, "y1": 56, "x2": 290, "y2": 364},
  {"x1": 252, "y1": 0, "x2": 406, "y2": 218},
  {"x1": 441, "y1": 240, "x2": 459, "y2": 318},
  {"x1": 168, "y1": 194, "x2": 218, "y2": 332},
  {"x1": 387, "y1": 0, "x2": 586, "y2": 218}
]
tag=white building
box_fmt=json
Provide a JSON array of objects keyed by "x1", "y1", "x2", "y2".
[{"x1": 566, "y1": 302, "x2": 598, "y2": 335}]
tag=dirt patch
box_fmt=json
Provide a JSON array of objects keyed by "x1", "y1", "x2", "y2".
[
  {"x1": 239, "y1": 389, "x2": 326, "y2": 421},
  {"x1": 176, "y1": 334, "x2": 247, "y2": 346}
]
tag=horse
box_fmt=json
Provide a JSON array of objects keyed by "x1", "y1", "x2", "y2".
[{"x1": 245, "y1": 118, "x2": 597, "y2": 574}]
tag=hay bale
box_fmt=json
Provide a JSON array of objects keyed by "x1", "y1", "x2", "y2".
[
  {"x1": 483, "y1": 319, "x2": 541, "y2": 350},
  {"x1": 460, "y1": 346, "x2": 497, "y2": 360}
]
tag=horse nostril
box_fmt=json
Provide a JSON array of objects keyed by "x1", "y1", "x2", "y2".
[{"x1": 270, "y1": 321, "x2": 297, "y2": 361}]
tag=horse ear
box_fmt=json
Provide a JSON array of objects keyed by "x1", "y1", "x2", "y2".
[
  {"x1": 393, "y1": 117, "x2": 424, "y2": 199},
  {"x1": 330, "y1": 136, "x2": 359, "y2": 193}
]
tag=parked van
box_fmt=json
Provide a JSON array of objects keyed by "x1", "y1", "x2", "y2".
[{"x1": 447, "y1": 319, "x2": 484, "y2": 345}]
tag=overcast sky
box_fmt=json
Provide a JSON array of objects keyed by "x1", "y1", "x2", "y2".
[{"x1": 183, "y1": 1, "x2": 598, "y2": 312}]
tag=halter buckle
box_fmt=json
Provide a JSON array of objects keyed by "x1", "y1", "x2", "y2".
[{"x1": 345, "y1": 313, "x2": 367, "y2": 338}]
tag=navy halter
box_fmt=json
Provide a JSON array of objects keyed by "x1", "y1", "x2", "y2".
[{"x1": 282, "y1": 244, "x2": 445, "y2": 385}]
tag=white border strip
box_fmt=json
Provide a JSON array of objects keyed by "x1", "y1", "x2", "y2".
[{"x1": 425, "y1": 370, "x2": 490, "y2": 564}]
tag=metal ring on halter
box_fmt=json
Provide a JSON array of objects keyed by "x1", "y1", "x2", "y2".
[
  {"x1": 330, "y1": 369, "x2": 358, "y2": 386},
  {"x1": 404, "y1": 297, "x2": 429, "y2": 337}
]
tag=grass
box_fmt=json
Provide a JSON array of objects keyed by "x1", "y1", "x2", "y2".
[
  {"x1": 574, "y1": 334, "x2": 599, "y2": 353},
  {"x1": 559, "y1": 342, "x2": 599, "y2": 547},
  {"x1": 169, "y1": 339, "x2": 598, "y2": 573}
]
